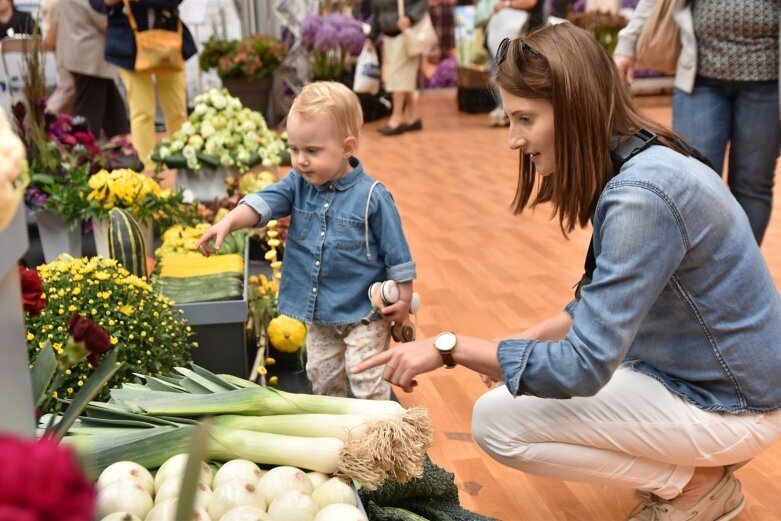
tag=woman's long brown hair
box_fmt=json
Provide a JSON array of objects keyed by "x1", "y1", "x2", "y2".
[{"x1": 496, "y1": 23, "x2": 688, "y2": 235}]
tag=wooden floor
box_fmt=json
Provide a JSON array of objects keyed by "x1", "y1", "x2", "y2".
[{"x1": 356, "y1": 88, "x2": 781, "y2": 521}]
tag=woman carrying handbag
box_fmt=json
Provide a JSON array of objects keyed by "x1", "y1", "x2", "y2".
[
  {"x1": 367, "y1": 0, "x2": 433, "y2": 136},
  {"x1": 90, "y1": 0, "x2": 196, "y2": 170}
]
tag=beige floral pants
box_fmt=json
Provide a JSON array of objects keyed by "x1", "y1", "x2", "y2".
[{"x1": 305, "y1": 320, "x2": 391, "y2": 400}]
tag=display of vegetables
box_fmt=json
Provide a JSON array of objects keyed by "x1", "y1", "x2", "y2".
[
  {"x1": 60, "y1": 364, "x2": 433, "y2": 490},
  {"x1": 95, "y1": 456, "x2": 368, "y2": 521}
]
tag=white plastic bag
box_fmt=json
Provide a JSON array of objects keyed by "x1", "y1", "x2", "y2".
[{"x1": 353, "y1": 45, "x2": 381, "y2": 95}]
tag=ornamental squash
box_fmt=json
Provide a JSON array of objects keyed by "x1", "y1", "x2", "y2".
[
  {"x1": 267, "y1": 315, "x2": 307, "y2": 353},
  {"x1": 108, "y1": 207, "x2": 148, "y2": 279}
]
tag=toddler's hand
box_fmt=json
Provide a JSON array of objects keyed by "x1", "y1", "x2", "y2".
[
  {"x1": 195, "y1": 221, "x2": 231, "y2": 256},
  {"x1": 381, "y1": 298, "x2": 410, "y2": 325},
  {"x1": 480, "y1": 373, "x2": 498, "y2": 388}
]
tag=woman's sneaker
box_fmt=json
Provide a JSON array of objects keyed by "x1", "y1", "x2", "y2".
[{"x1": 627, "y1": 471, "x2": 745, "y2": 521}]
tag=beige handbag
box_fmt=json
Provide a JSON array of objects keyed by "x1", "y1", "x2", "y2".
[
  {"x1": 123, "y1": 0, "x2": 184, "y2": 73},
  {"x1": 635, "y1": 0, "x2": 680, "y2": 75},
  {"x1": 397, "y1": 0, "x2": 438, "y2": 56}
]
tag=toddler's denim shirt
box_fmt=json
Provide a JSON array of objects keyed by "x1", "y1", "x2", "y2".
[
  {"x1": 241, "y1": 158, "x2": 416, "y2": 326},
  {"x1": 498, "y1": 146, "x2": 781, "y2": 413}
]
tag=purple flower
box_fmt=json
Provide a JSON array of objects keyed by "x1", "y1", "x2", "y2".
[
  {"x1": 427, "y1": 56, "x2": 457, "y2": 89},
  {"x1": 314, "y1": 22, "x2": 339, "y2": 52},
  {"x1": 300, "y1": 15, "x2": 323, "y2": 47},
  {"x1": 24, "y1": 186, "x2": 48, "y2": 208},
  {"x1": 339, "y1": 27, "x2": 366, "y2": 55}
]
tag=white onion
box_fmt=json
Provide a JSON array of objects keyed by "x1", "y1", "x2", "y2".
[
  {"x1": 258, "y1": 466, "x2": 313, "y2": 504},
  {"x1": 144, "y1": 498, "x2": 212, "y2": 521},
  {"x1": 306, "y1": 471, "x2": 330, "y2": 489},
  {"x1": 99, "y1": 513, "x2": 142, "y2": 521},
  {"x1": 96, "y1": 479, "x2": 153, "y2": 520},
  {"x1": 219, "y1": 505, "x2": 272, "y2": 521},
  {"x1": 212, "y1": 460, "x2": 262, "y2": 489},
  {"x1": 154, "y1": 454, "x2": 213, "y2": 491},
  {"x1": 311, "y1": 477, "x2": 357, "y2": 509},
  {"x1": 155, "y1": 478, "x2": 212, "y2": 510},
  {"x1": 267, "y1": 490, "x2": 319, "y2": 521},
  {"x1": 207, "y1": 479, "x2": 266, "y2": 521},
  {"x1": 97, "y1": 461, "x2": 155, "y2": 495},
  {"x1": 314, "y1": 503, "x2": 368, "y2": 521}
]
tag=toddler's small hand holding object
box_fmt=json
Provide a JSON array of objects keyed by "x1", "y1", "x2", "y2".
[{"x1": 195, "y1": 221, "x2": 230, "y2": 256}]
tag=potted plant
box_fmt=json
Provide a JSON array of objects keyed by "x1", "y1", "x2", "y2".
[
  {"x1": 300, "y1": 13, "x2": 366, "y2": 81},
  {"x1": 83, "y1": 167, "x2": 193, "y2": 258},
  {"x1": 150, "y1": 88, "x2": 288, "y2": 202},
  {"x1": 199, "y1": 33, "x2": 287, "y2": 114}
]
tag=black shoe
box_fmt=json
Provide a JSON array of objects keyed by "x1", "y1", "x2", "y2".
[
  {"x1": 378, "y1": 124, "x2": 406, "y2": 136},
  {"x1": 402, "y1": 119, "x2": 422, "y2": 131}
]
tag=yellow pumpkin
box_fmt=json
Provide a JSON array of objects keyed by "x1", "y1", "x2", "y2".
[{"x1": 267, "y1": 315, "x2": 307, "y2": 353}]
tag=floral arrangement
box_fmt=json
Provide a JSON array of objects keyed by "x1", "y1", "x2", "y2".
[
  {"x1": 24, "y1": 255, "x2": 195, "y2": 410},
  {"x1": 566, "y1": 10, "x2": 627, "y2": 55},
  {"x1": 300, "y1": 13, "x2": 366, "y2": 80},
  {"x1": 0, "y1": 106, "x2": 29, "y2": 231},
  {"x1": 0, "y1": 435, "x2": 96, "y2": 520},
  {"x1": 151, "y1": 88, "x2": 288, "y2": 172},
  {"x1": 85, "y1": 168, "x2": 193, "y2": 227},
  {"x1": 199, "y1": 33, "x2": 286, "y2": 81}
]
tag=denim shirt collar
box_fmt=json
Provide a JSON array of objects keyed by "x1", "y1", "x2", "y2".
[{"x1": 310, "y1": 157, "x2": 364, "y2": 192}]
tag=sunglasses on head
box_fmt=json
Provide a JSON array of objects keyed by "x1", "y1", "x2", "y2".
[{"x1": 496, "y1": 37, "x2": 546, "y2": 67}]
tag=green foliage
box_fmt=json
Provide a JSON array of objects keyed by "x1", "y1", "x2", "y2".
[
  {"x1": 359, "y1": 458, "x2": 499, "y2": 521},
  {"x1": 33, "y1": 163, "x2": 91, "y2": 227},
  {"x1": 25, "y1": 256, "x2": 195, "y2": 412}
]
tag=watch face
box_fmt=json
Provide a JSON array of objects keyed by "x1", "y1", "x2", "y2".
[{"x1": 435, "y1": 332, "x2": 457, "y2": 351}]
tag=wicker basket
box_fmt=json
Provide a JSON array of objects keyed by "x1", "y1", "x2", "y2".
[{"x1": 457, "y1": 65, "x2": 490, "y2": 89}]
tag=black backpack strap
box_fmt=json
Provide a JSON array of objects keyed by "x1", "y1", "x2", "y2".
[{"x1": 574, "y1": 129, "x2": 659, "y2": 300}]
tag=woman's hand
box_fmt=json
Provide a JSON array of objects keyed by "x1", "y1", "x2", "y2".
[
  {"x1": 397, "y1": 16, "x2": 411, "y2": 31},
  {"x1": 351, "y1": 337, "x2": 443, "y2": 393},
  {"x1": 613, "y1": 54, "x2": 637, "y2": 84}
]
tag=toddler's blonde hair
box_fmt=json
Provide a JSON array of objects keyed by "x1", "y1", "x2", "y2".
[{"x1": 290, "y1": 81, "x2": 363, "y2": 144}]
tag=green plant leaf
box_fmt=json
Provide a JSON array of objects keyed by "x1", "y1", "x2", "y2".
[
  {"x1": 51, "y1": 349, "x2": 121, "y2": 440},
  {"x1": 30, "y1": 341, "x2": 57, "y2": 408},
  {"x1": 175, "y1": 420, "x2": 212, "y2": 521}
]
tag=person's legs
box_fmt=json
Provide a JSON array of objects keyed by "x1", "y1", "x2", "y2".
[
  {"x1": 102, "y1": 78, "x2": 130, "y2": 139},
  {"x1": 118, "y1": 68, "x2": 156, "y2": 169},
  {"x1": 726, "y1": 82, "x2": 779, "y2": 244},
  {"x1": 672, "y1": 82, "x2": 731, "y2": 175},
  {"x1": 305, "y1": 323, "x2": 349, "y2": 397},
  {"x1": 154, "y1": 70, "x2": 188, "y2": 139},
  {"x1": 471, "y1": 367, "x2": 781, "y2": 499},
  {"x1": 343, "y1": 320, "x2": 391, "y2": 400},
  {"x1": 71, "y1": 72, "x2": 106, "y2": 138},
  {"x1": 388, "y1": 91, "x2": 406, "y2": 129},
  {"x1": 46, "y1": 65, "x2": 75, "y2": 114},
  {"x1": 403, "y1": 90, "x2": 421, "y2": 127}
]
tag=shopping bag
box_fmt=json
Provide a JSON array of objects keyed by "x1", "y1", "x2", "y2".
[
  {"x1": 397, "y1": 0, "x2": 438, "y2": 56},
  {"x1": 635, "y1": 0, "x2": 680, "y2": 74},
  {"x1": 353, "y1": 45, "x2": 381, "y2": 95}
]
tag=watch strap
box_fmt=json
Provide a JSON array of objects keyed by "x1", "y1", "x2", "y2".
[{"x1": 440, "y1": 350, "x2": 456, "y2": 368}]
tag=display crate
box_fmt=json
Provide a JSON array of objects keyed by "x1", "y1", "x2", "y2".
[{"x1": 174, "y1": 239, "x2": 251, "y2": 378}]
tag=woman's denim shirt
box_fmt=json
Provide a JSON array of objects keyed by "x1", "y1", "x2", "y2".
[
  {"x1": 498, "y1": 146, "x2": 781, "y2": 413},
  {"x1": 240, "y1": 158, "x2": 416, "y2": 326}
]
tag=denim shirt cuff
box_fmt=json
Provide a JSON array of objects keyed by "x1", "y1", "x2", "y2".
[
  {"x1": 497, "y1": 338, "x2": 536, "y2": 396},
  {"x1": 239, "y1": 194, "x2": 271, "y2": 227},
  {"x1": 387, "y1": 261, "x2": 416, "y2": 282},
  {"x1": 564, "y1": 299, "x2": 577, "y2": 318}
]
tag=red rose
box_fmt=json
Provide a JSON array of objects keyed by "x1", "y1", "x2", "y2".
[
  {"x1": 67, "y1": 315, "x2": 113, "y2": 366},
  {"x1": 0, "y1": 435, "x2": 96, "y2": 521},
  {"x1": 18, "y1": 266, "x2": 47, "y2": 316}
]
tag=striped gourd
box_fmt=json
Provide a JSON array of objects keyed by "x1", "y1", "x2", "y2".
[{"x1": 108, "y1": 208, "x2": 148, "y2": 279}]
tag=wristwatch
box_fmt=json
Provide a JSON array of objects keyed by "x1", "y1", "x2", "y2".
[{"x1": 434, "y1": 332, "x2": 457, "y2": 368}]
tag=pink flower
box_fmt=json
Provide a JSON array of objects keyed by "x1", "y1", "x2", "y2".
[{"x1": 0, "y1": 435, "x2": 96, "y2": 521}]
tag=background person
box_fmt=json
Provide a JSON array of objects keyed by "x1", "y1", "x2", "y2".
[
  {"x1": 354, "y1": 23, "x2": 781, "y2": 521},
  {"x1": 0, "y1": 0, "x2": 33, "y2": 38},
  {"x1": 614, "y1": 0, "x2": 780, "y2": 244}
]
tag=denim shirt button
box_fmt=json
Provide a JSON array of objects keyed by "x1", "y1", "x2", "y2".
[
  {"x1": 312, "y1": 287, "x2": 317, "y2": 293},
  {"x1": 315, "y1": 260, "x2": 320, "y2": 266},
  {"x1": 320, "y1": 231, "x2": 325, "y2": 237},
  {"x1": 329, "y1": 184, "x2": 335, "y2": 190},
  {"x1": 324, "y1": 203, "x2": 329, "y2": 208}
]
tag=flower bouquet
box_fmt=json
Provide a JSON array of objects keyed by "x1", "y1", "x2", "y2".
[
  {"x1": 24, "y1": 256, "x2": 194, "y2": 411},
  {"x1": 300, "y1": 13, "x2": 367, "y2": 81},
  {"x1": 199, "y1": 33, "x2": 286, "y2": 81}
]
